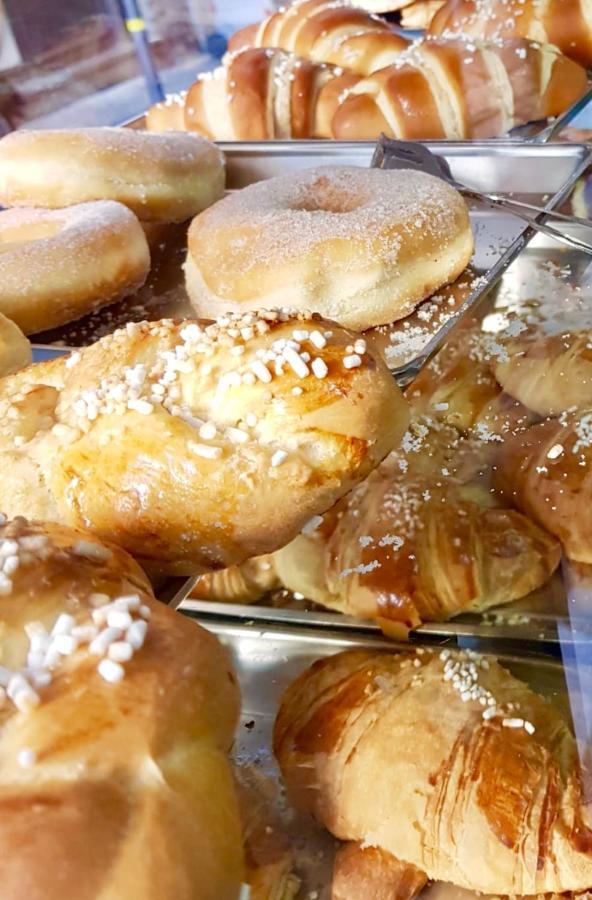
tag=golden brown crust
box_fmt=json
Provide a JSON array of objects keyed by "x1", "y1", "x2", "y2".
[
  {"x1": 333, "y1": 36, "x2": 587, "y2": 140},
  {"x1": 274, "y1": 648, "x2": 592, "y2": 894},
  {"x1": 332, "y1": 843, "x2": 427, "y2": 900},
  {"x1": 0, "y1": 203, "x2": 151, "y2": 335},
  {"x1": 494, "y1": 412, "x2": 592, "y2": 563},
  {"x1": 229, "y1": 0, "x2": 404, "y2": 75},
  {"x1": 400, "y1": 0, "x2": 445, "y2": 28},
  {"x1": 273, "y1": 423, "x2": 560, "y2": 633},
  {"x1": 0, "y1": 516, "x2": 243, "y2": 899},
  {"x1": 0, "y1": 128, "x2": 225, "y2": 224},
  {"x1": 0, "y1": 312, "x2": 407, "y2": 572},
  {"x1": 430, "y1": 0, "x2": 592, "y2": 68},
  {"x1": 145, "y1": 93, "x2": 187, "y2": 132},
  {"x1": 184, "y1": 48, "x2": 357, "y2": 141},
  {"x1": 493, "y1": 330, "x2": 592, "y2": 416}
]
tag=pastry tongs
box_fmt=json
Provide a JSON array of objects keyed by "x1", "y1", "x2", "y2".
[{"x1": 371, "y1": 136, "x2": 592, "y2": 257}]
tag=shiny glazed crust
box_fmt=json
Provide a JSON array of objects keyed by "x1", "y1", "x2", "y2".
[
  {"x1": 0, "y1": 128, "x2": 225, "y2": 224},
  {"x1": 274, "y1": 648, "x2": 592, "y2": 894},
  {"x1": 0, "y1": 202, "x2": 150, "y2": 335},
  {"x1": 0, "y1": 311, "x2": 407, "y2": 573},
  {"x1": 0, "y1": 516, "x2": 243, "y2": 900},
  {"x1": 430, "y1": 0, "x2": 592, "y2": 68}
]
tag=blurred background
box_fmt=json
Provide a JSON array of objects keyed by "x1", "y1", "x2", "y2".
[
  {"x1": 0, "y1": 0, "x2": 274, "y2": 130},
  {"x1": 2, "y1": 0, "x2": 591, "y2": 131}
]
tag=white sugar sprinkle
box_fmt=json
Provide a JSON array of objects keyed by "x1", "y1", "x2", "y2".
[
  {"x1": 271, "y1": 450, "x2": 288, "y2": 467},
  {"x1": 98, "y1": 658, "x2": 125, "y2": 684},
  {"x1": 343, "y1": 354, "x2": 362, "y2": 369},
  {"x1": 311, "y1": 357, "x2": 328, "y2": 379},
  {"x1": 189, "y1": 442, "x2": 223, "y2": 460}
]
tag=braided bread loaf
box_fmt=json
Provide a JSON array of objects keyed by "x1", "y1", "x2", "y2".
[
  {"x1": 332, "y1": 35, "x2": 588, "y2": 139},
  {"x1": 0, "y1": 515, "x2": 244, "y2": 899},
  {"x1": 228, "y1": 0, "x2": 407, "y2": 75},
  {"x1": 183, "y1": 48, "x2": 359, "y2": 140},
  {"x1": 430, "y1": 0, "x2": 592, "y2": 68}
]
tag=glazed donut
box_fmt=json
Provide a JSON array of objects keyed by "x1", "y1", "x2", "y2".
[
  {"x1": 0, "y1": 312, "x2": 31, "y2": 375},
  {"x1": 186, "y1": 166, "x2": 473, "y2": 330},
  {"x1": 0, "y1": 201, "x2": 150, "y2": 334},
  {"x1": 0, "y1": 127, "x2": 225, "y2": 224}
]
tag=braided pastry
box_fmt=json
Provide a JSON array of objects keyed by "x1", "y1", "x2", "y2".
[
  {"x1": 228, "y1": 0, "x2": 407, "y2": 75},
  {"x1": 332, "y1": 34, "x2": 588, "y2": 139},
  {"x1": 183, "y1": 48, "x2": 359, "y2": 140},
  {"x1": 430, "y1": 0, "x2": 592, "y2": 68}
]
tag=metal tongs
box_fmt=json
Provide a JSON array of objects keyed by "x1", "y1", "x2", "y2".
[{"x1": 371, "y1": 136, "x2": 592, "y2": 256}]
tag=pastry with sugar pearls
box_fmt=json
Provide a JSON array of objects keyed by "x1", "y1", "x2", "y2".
[
  {"x1": 0, "y1": 514, "x2": 244, "y2": 899},
  {"x1": 0, "y1": 309, "x2": 408, "y2": 573},
  {"x1": 186, "y1": 166, "x2": 473, "y2": 331}
]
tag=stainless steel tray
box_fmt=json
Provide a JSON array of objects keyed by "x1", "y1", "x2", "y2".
[{"x1": 192, "y1": 615, "x2": 572, "y2": 900}]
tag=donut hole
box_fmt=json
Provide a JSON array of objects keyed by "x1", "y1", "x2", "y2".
[
  {"x1": 0, "y1": 221, "x2": 62, "y2": 252},
  {"x1": 291, "y1": 178, "x2": 366, "y2": 215}
]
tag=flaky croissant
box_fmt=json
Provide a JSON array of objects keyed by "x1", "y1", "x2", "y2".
[
  {"x1": 274, "y1": 647, "x2": 592, "y2": 894},
  {"x1": 495, "y1": 410, "x2": 592, "y2": 563},
  {"x1": 273, "y1": 427, "x2": 560, "y2": 635},
  {"x1": 0, "y1": 311, "x2": 407, "y2": 573},
  {"x1": 0, "y1": 515, "x2": 244, "y2": 899},
  {"x1": 493, "y1": 329, "x2": 592, "y2": 416}
]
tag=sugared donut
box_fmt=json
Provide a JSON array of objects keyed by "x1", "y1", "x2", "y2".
[
  {"x1": 0, "y1": 312, "x2": 31, "y2": 375},
  {"x1": 185, "y1": 166, "x2": 473, "y2": 330},
  {"x1": 0, "y1": 201, "x2": 150, "y2": 334},
  {"x1": 0, "y1": 128, "x2": 225, "y2": 224}
]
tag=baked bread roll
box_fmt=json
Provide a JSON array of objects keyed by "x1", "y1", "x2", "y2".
[
  {"x1": 492, "y1": 329, "x2": 592, "y2": 417},
  {"x1": 0, "y1": 128, "x2": 225, "y2": 224},
  {"x1": 183, "y1": 48, "x2": 359, "y2": 140},
  {"x1": 228, "y1": 0, "x2": 407, "y2": 74},
  {"x1": 430, "y1": 0, "x2": 592, "y2": 68},
  {"x1": 0, "y1": 312, "x2": 31, "y2": 376},
  {"x1": 274, "y1": 647, "x2": 592, "y2": 894},
  {"x1": 0, "y1": 311, "x2": 407, "y2": 573},
  {"x1": 186, "y1": 166, "x2": 473, "y2": 331},
  {"x1": 0, "y1": 515, "x2": 244, "y2": 899},
  {"x1": 494, "y1": 411, "x2": 592, "y2": 563},
  {"x1": 272, "y1": 424, "x2": 560, "y2": 635},
  {"x1": 332, "y1": 35, "x2": 588, "y2": 139}
]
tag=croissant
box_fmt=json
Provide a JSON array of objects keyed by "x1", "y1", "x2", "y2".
[
  {"x1": 228, "y1": 0, "x2": 407, "y2": 75},
  {"x1": 0, "y1": 312, "x2": 31, "y2": 377},
  {"x1": 494, "y1": 410, "x2": 592, "y2": 563},
  {"x1": 332, "y1": 35, "x2": 588, "y2": 140},
  {"x1": 0, "y1": 515, "x2": 244, "y2": 899},
  {"x1": 182, "y1": 48, "x2": 359, "y2": 140},
  {"x1": 430, "y1": 0, "x2": 592, "y2": 68},
  {"x1": 0, "y1": 311, "x2": 407, "y2": 574},
  {"x1": 191, "y1": 555, "x2": 279, "y2": 604},
  {"x1": 273, "y1": 424, "x2": 561, "y2": 635},
  {"x1": 492, "y1": 329, "x2": 592, "y2": 417},
  {"x1": 274, "y1": 647, "x2": 592, "y2": 894}
]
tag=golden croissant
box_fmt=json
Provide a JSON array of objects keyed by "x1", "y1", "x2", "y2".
[{"x1": 274, "y1": 647, "x2": 592, "y2": 894}]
